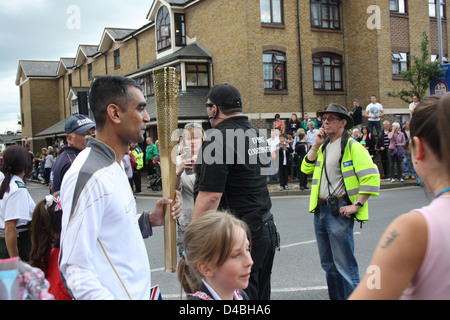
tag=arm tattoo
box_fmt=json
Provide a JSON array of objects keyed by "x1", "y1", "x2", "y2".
[{"x1": 381, "y1": 230, "x2": 399, "y2": 249}]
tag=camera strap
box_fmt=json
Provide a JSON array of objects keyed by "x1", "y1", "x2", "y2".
[{"x1": 322, "y1": 147, "x2": 334, "y2": 199}]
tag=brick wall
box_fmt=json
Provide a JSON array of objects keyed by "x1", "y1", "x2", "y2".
[
  {"x1": 390, "y1": 15, "x2": 410, "y2": 51},
  {"x1": 29, "y1": 79, "x2": 60, "y2": 152},
  {"x1": 135, "y1": 26, "x2": 156, "y2": 68},
  {"x1": 20, "y1": 80, "x2": 32, "y2": 139},
  {"x1": 430, "y1": 19, "x2": 448, "y2": 55}
]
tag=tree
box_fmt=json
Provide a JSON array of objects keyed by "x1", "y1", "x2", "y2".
[{"x1": 387, "y1": 32, "x2": 444, "y2": 104}]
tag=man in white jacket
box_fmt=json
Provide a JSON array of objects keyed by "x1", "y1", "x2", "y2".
[{"x1": 59, "y1": 75, "x2": 181, "y2": 300}]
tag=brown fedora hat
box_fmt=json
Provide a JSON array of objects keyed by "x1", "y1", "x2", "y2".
[{"x1": 317, "y1": 103, "x2": 354, "y2": 130}]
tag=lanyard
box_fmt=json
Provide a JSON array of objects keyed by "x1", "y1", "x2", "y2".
[{"x1": 434, "y1": 187, "x2": 450, "y2": 200}]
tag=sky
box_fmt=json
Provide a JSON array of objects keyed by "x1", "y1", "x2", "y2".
[{"x1": 0, "y1": 0, "x2": 153, "y2": 134}]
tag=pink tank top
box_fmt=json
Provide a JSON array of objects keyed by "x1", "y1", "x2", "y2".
[{"x1": 401, "y1": 195, "x2": 450, "y2": 300}]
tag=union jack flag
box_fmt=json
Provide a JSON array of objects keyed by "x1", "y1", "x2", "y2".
[{"x1": 150, "y1": 285, "x2": 162, "y2": 300}]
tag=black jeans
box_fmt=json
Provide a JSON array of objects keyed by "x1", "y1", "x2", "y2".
[
  {"x1": 44, "y1": 168, "x2": 51, "y2": 184},
  {"x1": 244, "y1": 214, "x2": 278, "y2": 300},
  {"x1": 132, "y1": 169, "x2": 142, "y2": 192},
  {"x1": 279, "y1": 165, "x2": 289, "y2": 187},
  {"x1": 379, "y1": 149, "x2": 390, "y2": 178},
  {"x1": 298, "y1": 166, "x2": 308, "y2": 187},
  {"x1": 0, "y1": 229, "x2": 31, "y2": 261}
]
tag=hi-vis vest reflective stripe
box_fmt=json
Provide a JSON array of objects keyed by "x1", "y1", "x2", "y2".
[
  {"x1": 301, "y1": 137, "x2": 380, "y2": 222},
  {"x1": 132, "y1": 148, "x2": 144, "y2": 170}
]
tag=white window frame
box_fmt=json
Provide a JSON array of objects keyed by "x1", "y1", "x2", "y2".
[{"x1": 392, "y1": 52, "x2": 408, "y2": 75}]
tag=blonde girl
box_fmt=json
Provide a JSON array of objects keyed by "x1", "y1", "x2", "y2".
[{"x1": 177, "y1": 210, "x2": 253, "y2": 300}]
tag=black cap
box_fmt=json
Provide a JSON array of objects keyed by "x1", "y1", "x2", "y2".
[
  {"x1": 65, "y1": 114, "x2": 96, "y2": 134},
  {"x1": 206, "y1": 83, "x2": 242, "y2": 109}
]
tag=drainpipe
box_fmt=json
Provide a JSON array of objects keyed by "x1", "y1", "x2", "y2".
[
  {"x1": 437, "y1": 1, "x2": 443, "y2": 65},
  {"x1": 132, "y1": 35, "x2": 140, "y2": 69},
  {"x1": 297, "y1": 0, "x2": 304, "y2": 117}
]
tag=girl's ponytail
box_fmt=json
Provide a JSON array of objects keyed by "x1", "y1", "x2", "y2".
[{"x1": 29, "y1": 193, "x2": 62, "y2": 273}]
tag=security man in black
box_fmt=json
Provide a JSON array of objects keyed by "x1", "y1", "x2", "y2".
[{"x1": 193, "y1": 83, "x2": 278, "y2": 300}]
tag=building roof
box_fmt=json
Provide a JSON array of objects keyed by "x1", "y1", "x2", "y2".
[
  {"x1": 15, "y1": 60, "x2": 59, "y2": 85},
  {"x1": 147, "y1": 0, "x2": 201, "y2": 21},
  {"x1": 34, "y1": 118, "x2": 67, "y2": 138},
  {"x1": 19, "y1": 60, "x2": 60, "y2": 77},
  {"x1": 127, "y1": 43, "x2": 212, "y2": 77},
  {"x1": 1, "y1": 134, "x2": 21, "y2": 145},
  {"x1": 74, "y1": 45, "x2": 99, "y2": 66},
  {"x1": 60, "y1": 58, "x2": 76, "y2": 68},
  {"x1": 57, "y1": 58, "x2": 76, "y2": 76},
  {"x1": 98, "y1": 28, "x2": 136, "y2": 52},
  {"x1": 106, "y1": 27, "x2": 135, "y2": 40}
]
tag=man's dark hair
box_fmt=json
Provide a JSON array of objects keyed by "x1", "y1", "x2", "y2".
[{"x1": 89, "y1": 75, "x2": 142, "y2": 129}]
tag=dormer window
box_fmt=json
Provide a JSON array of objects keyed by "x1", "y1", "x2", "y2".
[{"x1": 157, "y1": 6, "x2": 171, "y2": 51}]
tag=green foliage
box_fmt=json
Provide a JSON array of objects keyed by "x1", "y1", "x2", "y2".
[{"x1": 387, "y1": 32, "x2": 444, "y2": 104}]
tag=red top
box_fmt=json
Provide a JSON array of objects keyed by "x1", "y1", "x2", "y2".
[{"x1": 45, "y1": 248, "x2": 72, "y2": 300}]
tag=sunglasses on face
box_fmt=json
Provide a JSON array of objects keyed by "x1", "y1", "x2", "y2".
[{"x1": 322, "y1": 116, "x2": 341, "y2": 122}]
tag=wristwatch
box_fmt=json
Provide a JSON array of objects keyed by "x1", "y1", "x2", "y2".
[{"x1": 354, "y1": 200, "x2": 364, "y2": 207}]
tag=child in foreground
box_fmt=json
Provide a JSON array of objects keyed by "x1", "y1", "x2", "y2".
[
  {"x1": 177, "y1": 210, "x2": 253, "y2": 300},
  {"x1": 29, "y1": 192, "x2": 71, "y2": 300}
]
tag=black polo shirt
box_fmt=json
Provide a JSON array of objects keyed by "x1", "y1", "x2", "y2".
[{"x1": 195, "y1": 116, "x2": 272, "y2": 221}]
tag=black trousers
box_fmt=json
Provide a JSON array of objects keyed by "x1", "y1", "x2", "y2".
[
  {"x1": 147, "y1": 161, "x2": 155, "y2": 176},
  {"x1": 132, "y1": 169, "x2": 142, "y2": 192},
  {"x1": 379, "y1": 149, "x2": 390, "y2": 177},
  {"x1": 298, "y1": 166, "x2": 308, "y2": 187},
  {"x1": 244, "y1": 215, "x2": 278, "y2": 300},
  {"x1": 0, "y1": 230, "x2": 31, "y2": 261},
  {"x1": 44, "y1": 168, "x2": 51, "y2": 184},
  {"x1": 279, "y1": 165, "x2": 289, "y2": 186}
]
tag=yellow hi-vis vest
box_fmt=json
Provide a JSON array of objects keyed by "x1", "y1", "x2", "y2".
[
  {"x1": 301, "y1": 135, "x2": 380, "y2": 222},
  {"x1": 131, "y1": 146, "x2": 144, "y2": 170}
]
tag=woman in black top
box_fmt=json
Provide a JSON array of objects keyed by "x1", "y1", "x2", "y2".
[
  {"x1": 358, "y1": 126, "x2": 376, "y2": 157},
  {"x1": 287, "y1": 113, "x2": 301, "y2": 136}
]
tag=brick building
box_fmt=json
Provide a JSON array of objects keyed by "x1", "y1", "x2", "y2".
[{"x1": 16, "y1": 0, "x2": 449, "y2": 153}]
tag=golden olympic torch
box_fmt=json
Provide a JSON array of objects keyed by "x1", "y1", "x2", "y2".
[{"x1": 153, "y1": 67, "x2": 179, "y2": 273}]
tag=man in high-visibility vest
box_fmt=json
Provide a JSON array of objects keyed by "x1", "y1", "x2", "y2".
[
  {"x1": 130, "y1": 142, "x2": 144, "y2": 193},
  {"x1": 301, "y1": 103, "x2": 380, "y2": 300}
]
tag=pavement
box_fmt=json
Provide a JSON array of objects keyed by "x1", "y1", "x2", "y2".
[{"x1": 133, "y1": 171, "x2": 423, "y2": 198}]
